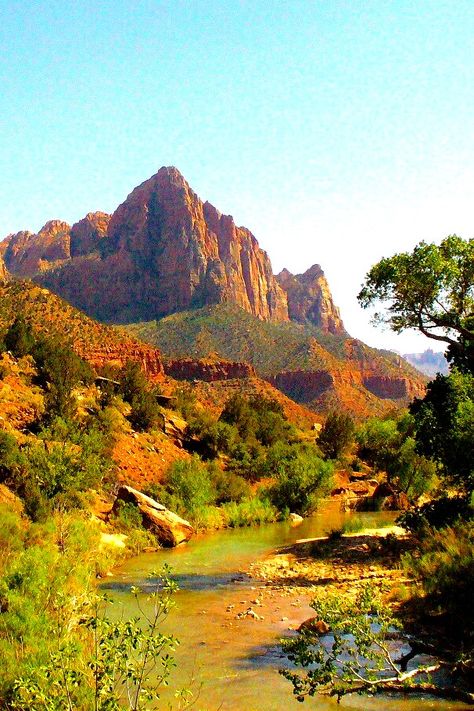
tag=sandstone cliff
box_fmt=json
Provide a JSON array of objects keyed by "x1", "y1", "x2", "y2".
[
  {"x1": 164, "y1": 357, "x2": 256, "y2": 382},
  {"x1": 1, "y1": 221, "x2": 71, "y2": 277},
  {"x1": 70, "y1": 212, "x2": 111, "y2": 257},
  {"x1": 0, "y1": 167, "x2": 355, "y2": 336},
  {"x1": 276, "y1": 265, "x2": 346, "y2": 335},
  {"x1": 10, "y1": 167, "x2": 289, "y2": 324},
  {"x1": 0, "y1": 254, "x2": 7, "y2": 280}
]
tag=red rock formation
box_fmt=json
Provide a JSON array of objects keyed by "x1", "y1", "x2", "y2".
[
  {"x1": 266, "y1": 366, "x2": 424, "y2": 416},
  {"x1": 75, "y1": 344, "x2": 164, "y2": 378},
  {"x1": 101, "y1": 166, "x2": 289, "y2": 321},
  {"x1": 276, "y1": 265, "x2": 345, "y2": 335},
  {"x1": 3, "y1": 168, "x2": 290, "y2": 323},
  {"x1": 165, "y1": 357, "x2": 255, "y2": 382},
  {"x1": 70, "y1": 212, "x2": 111, "y2": 257},
  {"x1": 1, "y1": 221, "x2": 71, "y2": 276},
  {"x1": 0, "y1": 254, "x2": 7, "y2": 280},
  {"x1": 362, "y1": 375, "x2": 422, "y2": 400}
]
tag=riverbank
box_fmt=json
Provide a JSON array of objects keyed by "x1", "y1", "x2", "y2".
[
  {"x1": 246, "y1": 526, "x2": 413, "y2": 607},
  {"x1": 212, "y1": 526, "x2": 414, "y2": 646}
]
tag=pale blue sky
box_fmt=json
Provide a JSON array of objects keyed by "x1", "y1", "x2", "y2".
[{"x1": 1, "y1": 1, "x2": 474, "y2": 352}]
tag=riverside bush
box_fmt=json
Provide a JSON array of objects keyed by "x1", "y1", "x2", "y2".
[
  {"x1": 0, "y1": 509, "x2": 180, "y2": 709},
  {"x1": 268, "y1": 450, "x2": 334, "y2": 515},
  {"x1": 317, "y1": 410, "x2": 355, "y2": 460},
  {"x1": 221, "y1": 497, "x2": 278, "y2": 527},
  {"x1": 403, "y1": 520, "x2": 474, "y2": 631}
]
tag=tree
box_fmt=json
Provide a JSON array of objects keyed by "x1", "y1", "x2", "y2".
[
  {"x1": 317, "y1": 411, "x2": 354, "y2": 460},
  {"x1": 410, "y1": 370, "x2": 474, "y2": 493},
  {"x1": 358, "y1": 235, "x2": 474, "y2": 372},
  {"x1": 281, "y1": 585, "x2": 474, "y2": 704},
  {"x1": 3, "y1": 317, "x2": 35, "y2": 358}
]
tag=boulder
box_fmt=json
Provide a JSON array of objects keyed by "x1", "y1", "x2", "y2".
[
  {"x1": 372, "y1": 482, "x2": 410, "y2": 510},
  {"x1": 297, "y1": 617, "x2": 330, "y2": 635},
  {"x1": 112, "y1": 485, "x2": 193, "y2": 547}
]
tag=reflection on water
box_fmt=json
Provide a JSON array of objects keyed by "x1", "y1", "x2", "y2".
[{"x1": 106, "y1": 503, "x2": 465, "y2": 711}]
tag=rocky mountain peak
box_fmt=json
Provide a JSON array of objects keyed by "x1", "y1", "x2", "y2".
[
  {"x1": 1, "y1": 167, "x2": 344, "y2": 333},
  {"x1": 70, "y1": 212, "x2": 111, "y2": 257},
  {"x1": 276, "y1": 265, "x2": 345, "y2": 335}
]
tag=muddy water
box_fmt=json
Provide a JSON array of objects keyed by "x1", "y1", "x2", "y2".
[{"x1": 106, "y1": 504, "x2": 465, "y2": 711}]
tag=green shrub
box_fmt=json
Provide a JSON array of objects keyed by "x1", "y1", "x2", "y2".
[
  {"x1": 398, "y1": 494, "x2": 473, "y2": 533},
  {"x1": 209, "y1": 465, "x2": 250, "y2": 504},
  {"x1": 403, "y1": 521, "x2": 474, "y2": 635},
  {"x1": 163, "y1": 456, "x2": 216, "y2": 516},
  {"x1": 268, "y1": 450, "x2": 334, "y2": 515},
  {"x1": 129, "y1": 390, "x2": 161, "y2": 432},
  {"x1": 318, "y1": 411, "x2": 355, "y2": 460},
  {"x1": 32, "y1": 336, "x2": 94, "y2": 419},
  {"x1": 3, "y1": 317, "x2": 35, "y2": 358},
  {"x1": 221, "y1": 497, "x2": 278, "y2": 527}
]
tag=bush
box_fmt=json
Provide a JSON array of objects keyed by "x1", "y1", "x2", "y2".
[
  {"x1": 318, "y1": 411, "x2": 355, "y2": 460},
  {"x1": 268, "y1": 449, "x2": 334, "y2": 515},
  {"x1": 3, "y1": 317, "x2": 35, "y2": 358},
  {"x1": 398, "y1": 494, "x2": 473, "y2": 533},
  {"x1": 163, "y1": 457, "x2": 216, "y2": 516},
  {"x1": 403, "y1": 521, "x2": 474, "y2": 635},
  {"x1": 209, "y1": 464, "x2": 250, "y2": 504},
  {"x1": 221, "y1": 497, "x2": 278, "y2": 527}
]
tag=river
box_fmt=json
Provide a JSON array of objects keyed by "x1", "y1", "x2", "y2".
[{"x1": 105, "y1": 503, "x2": 467, "y2": 710}]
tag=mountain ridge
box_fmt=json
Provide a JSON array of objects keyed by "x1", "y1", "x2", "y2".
[{"x1": 0, "y1": 166, "x2": 343, "y2": 332}]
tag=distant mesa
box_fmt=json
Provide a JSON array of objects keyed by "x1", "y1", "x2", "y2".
[{"x1": 0, "y1": 166, "x2": 342, "y2": 332}]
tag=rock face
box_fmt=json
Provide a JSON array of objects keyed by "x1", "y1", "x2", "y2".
[
  {"x1": 16, "y1": 167, "x2": 289, "y2": 324},
  {"x1": 112, "y1": 485, "x2": 194, "y2": 547},
  {"x1": 363, "y1": 375, "x2": 420, "y2": 400},
  {"x1": 0, "y1": 221, "x2": 71, "y2": 277},
  {"x1": 164, "y1": 357, "x2": 256, "y2": 382},
  {"x1": 0, "y1": 167, "x2": 351, "y2": 336},
  {"x1": 266, "y1": 370, "x2": 334, "y2": 402},
  {"x1": 276, "y1": 266, "x2": 346, "y2": 335},
  {"x1": 76, "y1": 344, "x2": 164, "y2": 378},
  {"x1": 70, "y1": 212, "x2": 111, "y2": 257}
]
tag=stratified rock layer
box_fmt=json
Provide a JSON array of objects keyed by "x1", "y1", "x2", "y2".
[{"x1": 164, "y1": 357, "x2": 256, "y2": 382}]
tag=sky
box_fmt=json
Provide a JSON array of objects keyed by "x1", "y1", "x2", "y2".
[{"x1": 1, "y1": 0, "x2": 473, "y2": 354}]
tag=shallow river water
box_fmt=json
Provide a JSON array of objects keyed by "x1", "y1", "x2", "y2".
[{"x1": 105, "y1": 503, "x2": 467, "y2": 711}]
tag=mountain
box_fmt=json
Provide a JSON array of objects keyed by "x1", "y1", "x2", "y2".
[
  {"x1": 0, "y1": 166, "x2": 426, "y2": 416},
  {"x1": 126, "y1": 304, "x2": 425, "y2": 418},
  {"x1": 1, "y1": 167, "x2": 294, "y2": 324},
  {"x1": 403, "y1": 349, "x2": 449, "y2": 377},
  {"x1": 1, "y1": 167, "x2": 345, "y2": 332}
]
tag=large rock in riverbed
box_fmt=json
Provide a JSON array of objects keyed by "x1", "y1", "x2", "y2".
[{"x1": 112, "y1": 485, "x2": 194, "y2": 547}]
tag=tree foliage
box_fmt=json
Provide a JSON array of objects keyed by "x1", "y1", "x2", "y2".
[
  {"x1": 410, "y1": 370, "x2": 474, "y2": 493},
  {"x1": 281, "y1": 585, "x2": 473, "y2": 704},
  {"x1": 358, "y1": 235, "x2": 474, "y2": 372},
  {"x1": 317, "y1": 411, "x2": 354, "y2": 460}
]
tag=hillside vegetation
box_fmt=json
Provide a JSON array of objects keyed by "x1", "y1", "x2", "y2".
[{"x1": 126, "y1": 304, "x2": 425, "y2": 417}]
